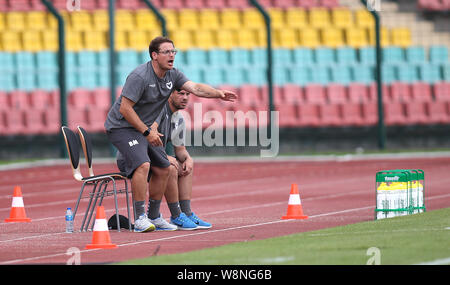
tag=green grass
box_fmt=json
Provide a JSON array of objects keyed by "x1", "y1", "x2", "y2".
[{"x1": 117, "y1": 207, "x2": 450, "y2": 265}]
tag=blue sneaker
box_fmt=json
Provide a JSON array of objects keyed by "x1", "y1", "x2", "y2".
[
  {"x1": 187, "y1": 212, "x2": 212, "y2": 229},
  {"x1": 170, "y1": 213, "x2": 198, "y2": 230}
]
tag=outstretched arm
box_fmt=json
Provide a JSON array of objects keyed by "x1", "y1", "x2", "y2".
[{"x1": 181, "y1": 81, "x2": 237, "y2": 102}]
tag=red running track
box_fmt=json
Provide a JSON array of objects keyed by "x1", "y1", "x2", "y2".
[{"x1": 0, "y1": 155, "x2": 449, "y2": 264}]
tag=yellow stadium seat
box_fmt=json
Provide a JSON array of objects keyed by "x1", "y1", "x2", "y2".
[
  {"x1": 321, "y1": 27, "x2": 344, "y2": 48},
  {"x1": 42, "y1": 30, "x2": 58, "y2": 51},
  {"x1": 6, "y1": 12, "x2": 25, "y2": 30},
  {"x1": 220, "y1": 9, "x2": 242, "y2": 30},
  {"x1": 276, "y1": 27, "x2": 299, "y2": 49},
  {"x1": 148, "y1": 29, "x2": 162, "y2": 42},
  {"x1": 199, "y1": 9, "x2": 220, "y2": 30},
  {"x1": 309, "y1": 8, "x2": 330, "y2": 29},
  {"x1": 71, "y1": 11, "x2": 92, "y2": 31},
  {"x1": 242, "y1": 8, "x2": 264, "y2": 29},
  {"x1": 161, "y1": 9, "x2": 179, "y2": 30},
  {"x1": 285, "y1": 8, "x2": 307, "y2": 29},
  {"x1": 1, "y1": 31, "x2": 22, "y2": 52},
  {"x1": 368, "y1": 27, "x2": 390, "y2": 47},
  {"x1": 355, "y1": 9, "x2": 374, "y2": 29},
  {"x1": 84, "y1": 31, "x2": 107, "y2": 51},
  {"x1": 235, "y1": 29, "x2": 258, "y2": 49},
  {"x1": 22, "y1": 30, "x2": 43, "y2": 52},
  {"x1": 193, "y1": 30, "x2": 216, "y2": 49},
  {"x1": 254, "y1": 28, "x2": 268, "y2": 48},
  {"x1": 25, "y1": 11, "x2": 47, "y2": 30},
  {"x1": 178, "y1": 9, "x2": 199, "y2": 30},
  {"x1": 128, "y1": 30, "x2": 148, "y2": 51},
  {"x1": 92, "y1": 10, "x2": 109, "y2": 32},
  {"x1": 298, "y1": 28, "x2": 320, "y2": 48},
  {"x1": 66, "y1": 30, "x2": 84, "y2": 51},
  {"x1": 135, "y1": 10, "x2": 159, "y2": 31},
  {"x1": 0, "y1": 13, "x2": 4, "y2": 31},
  {"x1": 48, "y1": 11, "x2": 71, "y2": 30},
  {"x1": 115, "y1": 30, "x2": 128, "y2": 50},
  {"x1": 390, "y1": 27, "x2": 412, "y2": 48},
  {"x1": 345, "y1": 27, "x2": 369, "y2": 48},
  {"x1": 115, "y1": 10, "x2": 135, "y2": 32},
  {"x1": 268, "y1": 8, "x2": 285, "y2": 29},
  {"x1": 170, "y1": 29, "x2": 193, "y2": 51},
  {"x1": 215, "y1": 29, "x2": 237, "y2": 50},
  {"x1": 331, "y1": 8, "x2": 353, "y2": 29}
]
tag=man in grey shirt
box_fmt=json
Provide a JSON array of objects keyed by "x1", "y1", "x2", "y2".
[{"x1": 105, "y1": 37, "x2": 236, "y2": 232}]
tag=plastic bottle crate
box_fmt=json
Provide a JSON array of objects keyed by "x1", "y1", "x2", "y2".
[{"x1": 375, "y1": 169, "x2": 425, "y2": 220}]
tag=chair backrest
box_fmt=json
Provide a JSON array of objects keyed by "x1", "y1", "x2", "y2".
[
  {"x1": 61, "y1": 126, "x2": 83, "y2": 181},
  {"x1": 76, "y1": 126, "x2": 94, "y2": 177}
]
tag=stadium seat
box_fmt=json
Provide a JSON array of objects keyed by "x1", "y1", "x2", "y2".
[
  {"x1": 304, "y1": 84, "x2": 327, "y2": 104},
  {"x1": 69, "y1": 88, "x2": 93, "y2": 108},
  {"x1": 297, "y1": 0, "x2": 320, "y2": 9},
  {"x1": 8, "y1": 90, "x2": 29, "y2": 109},
  {"x1": 67, "y1": 106, "x2": 88, "y2": 130},
  {"x1": 418, "y1": 63, "x2": 442, "y2": 83},
  {"x1": 351, "y1": 64, "x2": 374, "y2": 85},
  {"x1": 22, "y1": 30, "x2": 43, "y2": 52},
  {"x1": 276, "y1": 28, "x2": 299, "y2": 49},
  {"x1": 433, "y1": 82, "x2": 450, "y2": 102},
  {"x1": 203, "y1": 66, "x2": 224, "y2": 87},
  {"x1": 359, "y1": 47, "x2": 376, "y2": 65},
  {"x1": 282, "y1": 84, "x2": 304, "y2": 104},
  {"x1": 229, "y1": 48, "x2": 251, "y2": 67},
  {"x1": 381, "y1": 63, "x2": 397, "y2": 84},
  {"x1": 341, "y1": 103, "x2": 365, "y2": 126},
  {"x1": 2, "y1": 31, "x2": 22, "y2": 52},
  {"x1": 404, "y1": 101, "x2": 429, "y2": 125},
  {"x1": 285, "y1": 8, "x2": 308, "y2": 29},
  {"x1": 1, "y1": 109, "x2": 26, "y2": 135},
  {"x1": 92, "y1": 10, "x2": 109, "y2": 32},
  {"x1": 297, "y1": 104, "x2": 320, "y2": 127},
  {"x1": 204, "y1": 0, "x2": 227, "y2": 9},
  {"x1": 411, "y1": 82, "x2": 433, "y2": 102},
  {"x1": 368, "y1": 27, "x2": 390, "y2": 47},
  {"x1": 185, "y1": 49, "x2": 208, "y2": 66},
  {"x1": 178, "y1": 9, "x2": 200, "y2": 30},
  {"x1": 382, "y1": 46, "x2": 404, "y2": 63},
  {"x1": 268, "y1": 8, "x2": 286, "y2": 30},
  {"x1": 179, "y1": 65, "x2": 203, "y2": 83},
  {"x1": 246, "y1": 66, "x2": 266, "y2": 85},
  {"x1": 345, "y1": 27, "x2": 369, "y2": 48},
  {"x1": 115, "y1": 10, "x2": 135, "y2": 31},
  {"x1": 273, "y1": 65, "x2": 289, "y2": 85},
  {"x1": 199, "y1": 9, "x2": 220, "y2": 30},
  {"x1": 361, "y1": 102, "x2": 378, "y2": 125},
  {"x1": 5, "y1": 12, "x2": 25, "y2": 30},
  {"x1": 298, "y1": 28, "x2": 320, "y2": 48},
  {"x1": 276, "y1": 103, "x2": 298, "y2": 127},
  {"x1": 355, "y1": 9, "x2": 374, "y2": 29},
  {"x1": 223, "y1": 66, "x2": 246, "y2": 86},
  {"x1": 336, "y1": 47, "x2": 357, "y2": 65},
  {"x1": 235, "y1": 29, "x2": 259, "y2": 49},
  {"x1": 226, "y1": 0, "x2": 251, "y2": 9},
  {"x1": 405, "y1": 46, "x2": 426, "y2": 64},
  {"x1": 36, "y1": 71, "x2": 58, "y2": 90},
  {"x1": 239, "y1": 84, "x2": 261, "y2": 106},
  {"x1": 41, "y1": 30, "x2": 58, "y2": 51},
  {"x1": 429, "y1": 45, "x2": 448, "y2": 64},
  {"x1": 348, "y1": 83, "x2": 371, "y2": 103},
  {"x1": 23, "y1": 109, "x2": 45, "y2": 135},
  {"x1": 250, "y1": 48, "x2": 267, "y2": 67},
  {"x1": 390, "y1": 27, "x2": 412, "y2": 48},
  {"x1": 321, "y1": 27, "x2": 345, "y2": 48},
  {"x1": 309, "y1": 8, "x2": 331, "y2": 29},
  {"x1": 85, "y1": 107, "x2": 108, "y2": 133},
  {"x1": 310, "y1": 65, "x2": 330, "y2": 85},
  {"x1": 396, "y1": 63, "x2": 419, "y2": 83},
  {"x1": 71, "y1": 11, "x2": 93, "y2": 31},
  {"x1": 193, "y1": 30, "x2": 216, "y2": 49},
  {"x1": 327, "y1": 83, "x2": 348, "y2": 103},
  {"x1": 330, "y1": 65, "x2": 352, "y2": 85},
  {"x1": 443, "y1": 64, "x2": 450, "y2": 81},
  {"x1": 314, "y1": 47, "x2": 335, "y2": 65},
  {"x1": 319, "y1": 103, "x2": 343, "y2": 127},
  {"x1": 220, "y1": 8, "x2": 242, "y2": 30},
  {"x1": 331, "y1": 8, "x2": 353, "y2": 29},
  {"x1": 390, "y1": 82, "x2": 412, "y2": 103},
  {"x1": 273, "y1": 48, "x2": 292, "y2": 66},
  {"x1": 383, "y1": 102, "x2": 407, "y2": 125},
  {"x1": 426, "y1": 101, "x2": 450, "y2": 124},
  {"x1": 288, "y1": 65, "x2": 310, "y2": 86},
  {"x1": 30, "y1": 89, "x2": 53, "y2": 109},
  {"x1": 292, "y1": 48, "x2": 314, "y2": 66},
  {"x1": 242, "y1": 8, "x2": 264, "y2": 30}
]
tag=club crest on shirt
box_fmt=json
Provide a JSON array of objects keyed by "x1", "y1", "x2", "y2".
[{"x1": 166, "y1": 81, "x2": 173, "y2": 90}]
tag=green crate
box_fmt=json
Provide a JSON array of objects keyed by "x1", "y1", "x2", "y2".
[{"x1": 375, "y1": 169, "x2": 425, "y2": 220}]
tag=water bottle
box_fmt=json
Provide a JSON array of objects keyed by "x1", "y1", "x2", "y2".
[{"x1": 65, "y1": 208, "x2": 74, "y2": 233}]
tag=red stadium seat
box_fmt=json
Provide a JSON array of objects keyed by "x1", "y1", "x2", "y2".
[
  {"x1": 276, "y1": 103, "x2": 298, "y2": 127},
  {"x1": 91, "y1": 88, "x2": 112, "y2": 109},
  {"x1": 161, "y1": 0, "x2": 183, "y2": 9},
  {"x1": 30, "y1": 89, "x2": 53, "y2": 109},
  {"x1": 42, "y1": 108, "x2": 60, "y2": 134},
  {"x1": 327, "y1": 83, "x2": 348, "y2": 104},
  {"x1": 297, "y1": 104, "x2": 320, "y2": 127},
  {"x1": 204, "y1": 0, "x2": 227, "y2": 8},
  {"x1": 426, "y1": 101, "x2": 450, "y2": 124},
  {"x1": 304, "y1": 84, "x2": 327, "y2": 104},
  {"x1": 85, "y1": 107, "x2": 108, "y2": 133},
  {"x1": 404, "y1": 101, "x2": 428, "y2": 125},
  {"x1": 341, "y1": 103, "x2": 365, "y2": 126},
  {"x1": 361, "y1": 102, "x2": 378, "y2": 125},
  {"x1": 273, "y1": 0, "x2": 296, "y2": 8},
  {"x1": 282, "y1": 84, "x2": 304, "y2": 104},
  {"x1": 239, "y1": 84, "x2": 261, "y2": 107},
  {"x1": 68, "y1": 89, "x2": 92, "y2": 108},
  {"x1": 68, "y1": 106, "x2": 88, "y2": 130},
  {"x1": 434, "y1": 82, "x2": 450, "y2": 102},
  {"x1": 2, "y1": 109, "x2": 25, "y2": 135},
  {"x1": 261, "y1": 86, "x2": 280, "y2": 105},
  {"x1": 226, "y1": 0, "x2": 251, "y2": 8},
  {"x1": 348, "y1": 83, "x2": 371, "y2": 103},
  {"x1": 296, "y1": 0, "x2": 319, "y2": 8},
  {"x1": 320, "y1": 0, "x2": 339, "y2": 8},
  {"x1": 390, "y1": 82, "x2": 412, "y2": 102},
  {"x1": 411, "y1": 82, "x2": 432, "y2": 102},
  {"x1": 116, "y1": 0, "x2": 140, "y2": 9},
  {"x1": 369, "y1": 83, "x2": 390, "y2": 103},
  {"x1": 383, "y1": 102, "x2": 407, "y2": 125},
  {"x1": 23, "y1": 109, "x2": 45, "y2": 134},
  {"x1": 8, "y1": 90, "x2": 30, "y2": 109},
  {"x1": 0, "y1": 91, "x2": 10, "y2": 110},
  {"x1": 319, "y1": 104, "x2": 343, "y2": 127}
]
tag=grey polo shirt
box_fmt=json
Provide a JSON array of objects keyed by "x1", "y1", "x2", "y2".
[
  {"x1": 104, "y1": 61, "x2": 189, "y2": 131},
  {"x1": 155, "y1": 102, "x2": 186, "y2": 148}
]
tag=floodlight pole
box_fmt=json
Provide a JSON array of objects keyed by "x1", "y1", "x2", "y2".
[
  {"x1": 41, "y1": 0, "x2": 67, "y2": 158},
  {"x1": 142, "y1": 0, "x2": 168, "y2": 37}
]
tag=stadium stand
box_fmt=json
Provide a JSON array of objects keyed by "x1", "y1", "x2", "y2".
[{"x1": 0, "y1": 0, "x2": 449, "y2": 135}]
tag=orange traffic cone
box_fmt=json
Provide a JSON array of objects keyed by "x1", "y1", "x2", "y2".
[
  {"x1": 5, "y1": 186, "x2": 31, "y2": 223},
  {"x1": 85, "y1": 206, "x2": 117, "y2": 249},
  {"x1": 282, "y1": 184, "x2": 308, "y2": 220}
]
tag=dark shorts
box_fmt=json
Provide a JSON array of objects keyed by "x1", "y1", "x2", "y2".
[{"x1": 107, "y1": 128, "x2": 170, "y2": 178}]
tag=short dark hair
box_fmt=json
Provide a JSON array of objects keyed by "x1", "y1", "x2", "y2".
[{"x1": 148, "y1": 36, "x2": 174, "y2": 60}]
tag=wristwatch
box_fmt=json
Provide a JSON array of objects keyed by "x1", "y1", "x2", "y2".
[{"x1": 142, "y1": 127, "x2": 151, "y2": 137}]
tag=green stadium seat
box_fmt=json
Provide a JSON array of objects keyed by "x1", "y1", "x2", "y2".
[
  {"x1": 208, "y1": 49, "x2": 229, "y2": 67},
  {"x1": 382, "y1": 47, "x2": 404, "y2": 63},
  {"x1": 314, "y1": 47, "x2": 335, "y2": 65},
  {"x1": 418, "y1": 63, "x2": 442, "y2": 83},
  {"x1": 335, "y1": 47, "x2": 357, "y2": 65},
  {"x1": 405, "y1": 46, "x2": 426, "y2": 64},
  {"x1": 359, "y1": 47, "x2": 375, "y2": 65},
  {"x1": 292, "y1": 48, "x2": 314, "y2": 66},
  {"x1": 229, "y1": 48, "x2": 251, "y2": 67},
  {"x1": 429, "y1": 45, "x2": 448, "y2": 64}
]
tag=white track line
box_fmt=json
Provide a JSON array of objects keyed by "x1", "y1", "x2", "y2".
[{"x1": 414, "y1": 257, "x2": 450, "y2": 265}]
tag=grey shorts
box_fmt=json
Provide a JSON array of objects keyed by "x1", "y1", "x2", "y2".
[{"x1": 107, "y1": 128, "x2": 170, "y2": 179}]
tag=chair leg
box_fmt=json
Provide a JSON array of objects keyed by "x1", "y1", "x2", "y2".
[
  {"x1": 87, "y1": 180, "x2": 109, "y2": 231},
  {"x1": 124, "y1": 179, "x2": 133, "y2": 231},
  {"x1": 73, "y1": 182, "x2": 88, "y2": 232},
  {"x1": 80, "y1": 182, "x2": 98, "y2": 232},
  {"x1": 110, "y1": 179, "x2": 121, "y2": 232}
]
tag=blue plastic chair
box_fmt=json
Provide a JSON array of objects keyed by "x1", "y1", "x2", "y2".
[
  {"x1": 179, "y1": 66, "x2": 203, "y2": 83},
  {"x1": 15, "y1": 51, "x2": 35, "y2": 70},
  {"x1": 185, "y1": 49, "x2": 208, "y2": 67},
  {"x1": 310, "y1": 65, "x2": 330, "y2": 85},
  {"x1": 250, "y1": 48, "x2": 267, "y2": 67},
  {"x1": 78, "y1": 67, "x2": 98, "y2": 89},
  {"x1": 246, "y1": 66, "x2": 266, "y2": 85},
  {"x1": 0, "y1": 70, "x2": 15, "y2": 91},
  {"x1": 336, "y1": 47, "x2": 357, "y2": 65},
  {"x1": 396, "y1": 63, "x2": 419, "y2": 83},
  {"x1": 418, "y1": 63, "x2": 442, "y2": 83},
  {"x1": 330, "y1": 64, "x2": 352, "y2": 85},
  {"x1": 36, "y1": 51, "x2": 58, "y2": 70},
  {"x1": 223, "y1": 66, "x2": 246, "y2": 86},
  {"x1": 273, "y1": 48, "x2": 292, "y2": 66},
  {"x1": 429, "y1": 45, "x2": 448, "y2": 64},
  {"x1": 292, "y1": 48, "x2": 314, "y2": 66},
  {"x1": 36, "y1": 71, "x2": 58, "y2": 90},
  {"x1": 229, "y1": 48, "x2": 251, "y2": 67},
  {"x1": 382, "y1": 46, "x2": 404, "y2": 63},
  {"x1": 203, "y1": 66, "x2": 224, "y2": 87},
  {"x1": 77, "y1": 50, "x2": 97, "y2": 68},
  {"x1": 314, "y1": 47, "x2": 335, "y2": 65},
  {"x1": 16, "y1": 69, "x2": 36, "y2": 91},
  {"x1": 381, "y1": 63, "x2": 397, "y2": 84},
  {"x1": 405, "y1": 46, "x2": 426, "y2": 64},
  {"x1": 289, "y1": 65, "x2": 310, "y2": 86},
  {"x1": 351, "y1": 63, "x2": 374, "y2": 85},
  {"x1": 359, "y1": 47, "x2": 376, "y2": 65},
  {"x1": 273, "y1": 65, "x2": 289, "y2": 85},
  {"x1": 208, "y1": 48, "x2": 229, "y2": 67}
]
